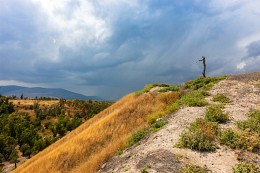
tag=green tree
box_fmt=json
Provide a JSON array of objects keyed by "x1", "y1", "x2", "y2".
[
  {"x1": 9, "y1": 149, "x2": 18, "y2": 168},
  {"x1": 20, "y1": 144, "x2": 30, "y2": 156},
  {"x1": 0, "y1": 153, "x2": 4, "y2": 163}
]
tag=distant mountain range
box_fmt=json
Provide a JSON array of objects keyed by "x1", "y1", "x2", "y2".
[{"x1": 0, "y1": 85, "x2": 102, "y2": 100}]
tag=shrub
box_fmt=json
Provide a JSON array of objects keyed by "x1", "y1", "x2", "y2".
[
  {"x1": 177, "y1": 90, "x2": 208, "y2": 107},
  {"x1": 184, "y1": 80, "x2": 193, "y2": 89},
  {"x1": 233, "y1": 162, "x2": 260, "y2": 173},
  {"x1": 151, "y1": 119, "x2": 167, "y2": 132},
  {"x1": 158, "y1": 84, "x2": 170, "y2": 87},
  {"x1": 177, "y1": 118, "x2": 219, "y2": 151},
  {"x1": 205, "y1": 104, "x2": 229, "y2": 123},
  {"x1": 128, "y1": 130, "x2": 147, "y2": 147},
  {"x1": 184, "y1": 76, "x2": 227, "y2": 91},
  {"x1": 212, "y1": 94, "x2": 230, "y2": 103},
  {"x1": 219, "y1": 128, "x2": 259, "y2": 151},
  {"x1": 235, "y1": 130, "x2": 260, "y2": 152},
  {"x1": 180, "y1": 164, "x2": 208, "y2": 173},
  {"x1": 237, "y1": 110, "x2": 260, "y2": 134},
  {"x1": 218, "y1": 129, "x2": 237, "y2": 149},
  {"x1": 158, "y1": 85, "x2": 180, "y2": 93}
]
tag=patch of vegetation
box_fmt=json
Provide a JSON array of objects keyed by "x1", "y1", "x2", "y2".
[
  {"x1": 124, "y1": 167, "x2": 129, "y2": 172},
  {"x1": 180, "y1": 164, "x2": 208, "y2": 173},
  {"x1": 184, "y1": 76, "x2": 227, "y2": 90},
  {"x1": 205, "y1": 104, "x2": 229, "y2": 123},
  {"x1": 177, "y1": 118, "x2": 219, "y2": 151},
  {"x1": 158, "y1": 85, "x2": 180, "y2": 93},
  {"x1": 164, "y1": 102, "x2": 180, "y2": 114},
  {"x1": 177, "y1": 90, "x2": 208, "y2": 107},
  {"x1": 219, "y1": 128, "x2": 259, "y2": 152},
  {"x1": 151, "y1": 119, "x2": 167, "y2": 132},
  {"x1": 136, "y1": 83, "x2": 170, "y2": 95},
  {"x1": 0, "y1": 95, "x2": 111, "y2": 167},
  {"x1": 128, "y1": 130, "x2": 148, "y2": 147},
  {"x1": 212, "y1": 94, "x2": 230, "y2": 103},
  {"x1": 237, "y1": 110, "x2": 260, "y2": 134},
  {"x1": 140, "y1": 164, "x2": 151, "y2": 173},
  {"x1": 115, "y1": 149, "x2": 123, "y2": 156},
  {"x1": 235, "y1": 130, "x2": 259, "y2": 152},
  {"x1": 233, "y1": 162, "x2": 260, "y2": 173},
  {"x1": 218, "y1": 128, "x2": 237, "y2": 149}
]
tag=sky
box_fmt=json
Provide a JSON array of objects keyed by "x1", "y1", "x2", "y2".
[{"x1": 0, "y1": 0, "x2": 260, "y2": 100}]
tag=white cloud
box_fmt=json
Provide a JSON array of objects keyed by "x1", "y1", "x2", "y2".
[
  {"x1": 31, "y1": 0, "x2": 112, "y2": 61},
  {"x1": 237, "y1": 33, "x2": 260, "y2": 48},
  {"x1": 236, "y1": 61, "x2": 246, "y2": 69},
  {"x1": 0, "y1": 80, "x2": 47, "y2": 88}
]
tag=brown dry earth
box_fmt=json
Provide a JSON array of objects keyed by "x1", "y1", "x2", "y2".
[{"x1": 99, "y1": 72, "x2": 260, "y2": 173}]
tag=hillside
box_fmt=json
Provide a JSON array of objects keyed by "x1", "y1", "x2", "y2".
[
  {"x1": 0, "y1": 99, "x2": 111, "y2": 173},
  {"x1": 12, "y1": 72, "x2": 260, "y2": 173},
  {"x1": 12, "y1": 87, "x2": 180, "y2": 173},
  {"x1": 0, "y1": 85, "x2": 101, "y2": 100},
  {"x1": 99, "y1": 72, "x2": 260, "y2": 173}
]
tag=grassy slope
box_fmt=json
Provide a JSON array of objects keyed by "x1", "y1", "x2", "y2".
[{"x1": 13, "y1": 92, "x2": 179, "y2": 173}]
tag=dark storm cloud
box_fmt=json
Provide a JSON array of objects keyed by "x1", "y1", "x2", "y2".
[
  {"x1": 245, "y1": 40, "x2": 260, "y2": 59},
  {"x1": 0, "y1": 0, "x2": 260, "y2": 100}
]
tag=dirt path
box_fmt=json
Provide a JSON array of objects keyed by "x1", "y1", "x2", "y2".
[{"x1": 99, "y1": 72, "x2": 260, "y2": 173}]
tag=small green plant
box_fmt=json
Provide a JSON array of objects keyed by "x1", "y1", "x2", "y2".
[
  {"x1": 128, "y1": 130, "x2": 147, "y2": 147},
  {"x1": 177, "y1": 118, "x2": 219, "y2": 151},
  {"x1": 158, "y1": 85, "x2": 180, "y2": 93},
  {"x1": 151, "y1": 119, "x2": 167, "y2": 132},
  {"x1": 218, "y1": 128, "x2": 237, "y2": 149},
  {"x1": 177, "y1": 90, "x2": 208, "y2": 107},
  {"x1": 115, "y1": 149, "x2": 123, "y2": 156},
  {"x1": 180, "y1": 164, "x2": 208, "y2": 173},
  {"x1": 140, "y1": 164, "x2": 151, "y2": 173},
  {"x1": 237, "y1": 110, "x2": 260, "y2": 134},
  {"x1": 212, "y1": 94, "x2": 230, "y2": 103},
  {"x1": 233, "y1": 162, "x2": 260, "y2": 173},
  {"x1": 124, "y1": 167, "x2": 129, "y2": 172},
  {"x1": 136, "y1": 83, "x2": 170, "y2": 95},
  {"x1": 205, "y1": 104, "x2": 229, "y2": 123}
]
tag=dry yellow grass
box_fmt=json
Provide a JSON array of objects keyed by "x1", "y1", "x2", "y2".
[
  {"x1": 10, "y1": 99, "x2": 59, "y2": 106},
  {"x1": 10, "y1": 99, "x2": 59, "y2": 118},
  {"x1": 13, "y1": 92, "x2": 179, "y2": 173}
]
